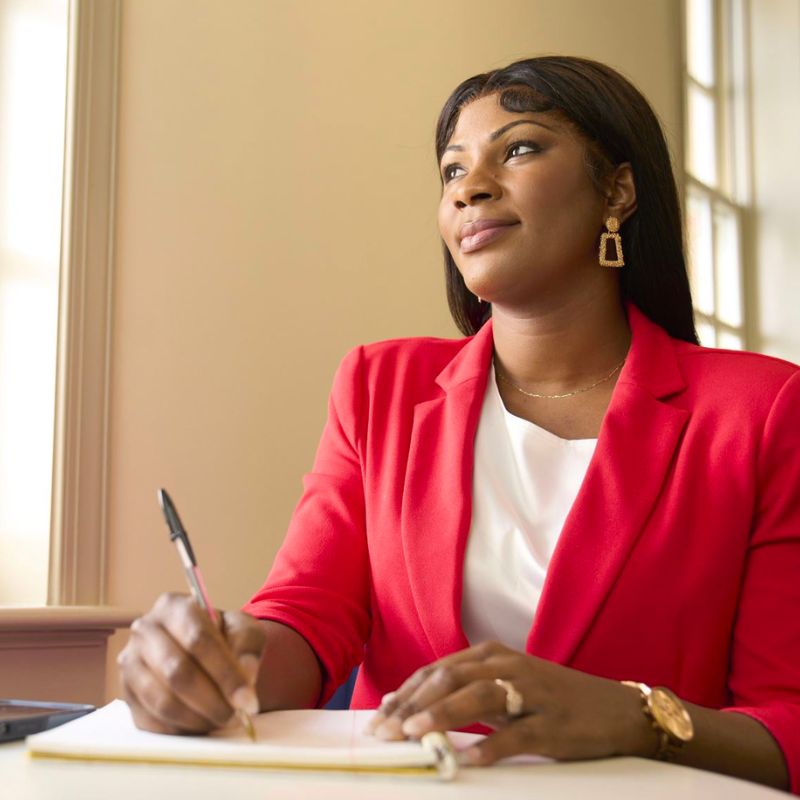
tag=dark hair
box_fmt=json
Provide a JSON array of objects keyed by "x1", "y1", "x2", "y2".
[{"x1": 436, "y1": 56, "x2": 698, "y2": 343}]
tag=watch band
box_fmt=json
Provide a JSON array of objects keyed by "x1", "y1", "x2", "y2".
[{"x1": 621, "y1": 681, "x2": 693, "y2": 762}]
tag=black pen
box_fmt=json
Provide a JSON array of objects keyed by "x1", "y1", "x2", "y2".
[{"x1": 157, "y1": 488, "x2": 257, "y2": 742}]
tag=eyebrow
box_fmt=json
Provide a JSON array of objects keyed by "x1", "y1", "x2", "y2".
[{"x1": 443, "y1": 118, "x2": 557, "y2": 155}]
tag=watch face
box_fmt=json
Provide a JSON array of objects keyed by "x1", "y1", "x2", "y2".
[{"x1": 650, "y1": 688, "x2": 694, "y2": 742}]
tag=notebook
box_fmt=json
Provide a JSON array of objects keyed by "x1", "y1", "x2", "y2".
[{"x1": 26, "y1": 700, "x2": 482, "y2": 779}]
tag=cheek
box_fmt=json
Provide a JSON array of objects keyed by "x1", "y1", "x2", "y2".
[
  {"x1": 437, "y1": 199, "x2": 455, "y2": 245},
  {"x1": 522, "y1": 169, "x2": 575, "y2": 209},
  {"x1": 518, "y1": 174, "x2": 602, "y2": 239}
]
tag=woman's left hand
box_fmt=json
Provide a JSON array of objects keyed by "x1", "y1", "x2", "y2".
[{"x1": 365, "y1": 641, "x2": 654, "y2": 765}]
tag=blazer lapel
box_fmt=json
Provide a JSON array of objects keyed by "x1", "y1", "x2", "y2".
[
  {"x1": 527, "y1": 306, "x2": 690, "y2": 663},
  {"x1": 401, "y1": 322, "x2": 494, "y2": 660}
]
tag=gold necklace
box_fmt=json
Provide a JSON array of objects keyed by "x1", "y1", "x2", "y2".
[{"x1": 495, "y1": 358, "x2": 625, "y2": 400}]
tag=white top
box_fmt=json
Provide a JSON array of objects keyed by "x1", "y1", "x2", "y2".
[{"x1": 461, "y1": 366, "x2": 597, "y2": 651}]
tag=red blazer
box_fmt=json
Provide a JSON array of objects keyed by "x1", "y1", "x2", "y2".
[{"x1": 245, "y1": 305, "x2": 800, "y2": 792}]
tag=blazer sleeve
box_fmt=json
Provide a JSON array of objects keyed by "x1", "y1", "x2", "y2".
[
  {"x1": 721, "y1": 368, "x2": 800, "y2": 794},
  {"x1": 242, "y1": 346, "x2": 370, "y2": 706}
]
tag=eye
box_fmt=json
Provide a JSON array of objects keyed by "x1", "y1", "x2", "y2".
[
  {"x1": 442, "y1": 163, "x2": 465, "y2": 182},
  {"x1": 506, "y1": 140, "x2": 541, "y2": 159}
]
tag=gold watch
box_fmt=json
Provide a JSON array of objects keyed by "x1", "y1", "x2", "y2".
[{"x1": 621, "y1": 681, "x2": 694, "y2": 761}]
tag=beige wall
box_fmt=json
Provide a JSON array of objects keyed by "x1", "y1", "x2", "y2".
[{"x1": 104, "y1": 0, "x2": 683, "y2": 694}]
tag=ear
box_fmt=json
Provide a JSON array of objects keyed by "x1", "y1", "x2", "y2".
[{"x1": 604, "y1": 162, "x2": 637, "y2": 224}]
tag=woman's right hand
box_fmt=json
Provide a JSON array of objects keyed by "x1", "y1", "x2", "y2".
[{"x1": 118, "y1": 592, "x2": 267, "y2": 735}]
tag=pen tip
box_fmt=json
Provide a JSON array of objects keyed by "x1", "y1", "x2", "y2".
[
  {"x1": 157, "y1": 488, "x2": 188, "y2": 547},
  {"x1": 157, "y1": 488, "x2": 169, "y2": 509},
  {"x1": 239, "y1": 710, "x2": 257, "y2": 742}
]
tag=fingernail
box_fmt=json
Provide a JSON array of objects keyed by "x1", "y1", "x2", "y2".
[
  {"x1": 373, "y1": 716, "x2": 405, "y2": 740},
  {"x1": 231, "y1": 685, "x2": 259, "y2": 716},
  {"x1": 364, "y1": 711, "x2": 386, "y2": 734},
  {"x1": 402, "y1": 712, "x2": 433, "y2": 737},
  {"x1": 238, "y1": 653, "x2": 260, "y2": 684}
]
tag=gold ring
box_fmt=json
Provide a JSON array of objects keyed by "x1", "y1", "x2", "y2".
[{"x1": 494, "y1": 678, "x2": 524, "y2": 717}]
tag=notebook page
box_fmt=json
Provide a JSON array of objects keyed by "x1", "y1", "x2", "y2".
[{"x1": 27, "y1": 700, "x2": 483, "y2": 770}]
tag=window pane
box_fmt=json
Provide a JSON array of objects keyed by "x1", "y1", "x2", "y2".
[
  {"x1": 714, "y1": 204, "x2": 743, "y2": 327},
  {"x1": 687, "y1": 84, "x2": 718, "y2": 186},
  {"x1": 687, "y1": 190, "x2": 715, "y2": 316},
  {"x1": 686, "y1": 0, "x2": 715, "y2": 87},
  {"x1": 696, "y1": 319, "x2": 716, "y2": 347},
  {"x1": 0, "y1": 0, "x2": 68, "y2": 605},
  {"x1": 727, "y1": 0, "x2": 750, "y2": 203},
  {"x1": 718, "y1": 330, "x2": 744, "y2": 350}
]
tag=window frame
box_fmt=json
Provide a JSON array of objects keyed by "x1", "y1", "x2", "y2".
[
  {"x1": 48, "y1": 0, "x2": 120, "y2": 606},
  {"x1": 682, "y1": 0, "x2": 753, "y2": 350}
]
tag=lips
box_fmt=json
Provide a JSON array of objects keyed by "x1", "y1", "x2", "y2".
[{"x1": 458, "y1": 218, "x2": 519, "y2": 254}]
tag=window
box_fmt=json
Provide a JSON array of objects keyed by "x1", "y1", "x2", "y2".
[
  {"x1": 0, "y1": 0, "x2": 119, "y2": 607},
  {"x1": 0, "y1": 0, "x2": 68, "y2": 605},
  {"x1": 683, "y1": 0, "x2": 752, "y2": 349}
]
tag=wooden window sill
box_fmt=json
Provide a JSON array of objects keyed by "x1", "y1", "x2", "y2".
[
  {"x1": 0, "y1": 606, "x2": 138, "y2": 705},
  {"x1": 0, "y1": 606, "x2": 137, "y2": 631}
]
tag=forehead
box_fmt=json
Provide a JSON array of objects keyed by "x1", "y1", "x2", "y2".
[{"x1": 445, "y1": 92, "x2": 568, "y2": 148}]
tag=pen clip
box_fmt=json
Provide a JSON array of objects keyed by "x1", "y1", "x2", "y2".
[{"x1": 420, "y1": 731, "x2": 458, "y2": 781}]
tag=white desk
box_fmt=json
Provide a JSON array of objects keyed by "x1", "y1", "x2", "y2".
[{"x1": 1, "y1": 740, "x2": 787, "y2": 800}]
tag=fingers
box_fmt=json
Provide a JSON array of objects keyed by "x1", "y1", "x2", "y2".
[
  {"x1": 390, "y1": 641, "x2": 507, "y2": 703},
  {"x1": 119, "y1": 647, "x2": 214, "y2": 734},
  {"x1": 391, "y1": 642, "x2": 509, "y2": 714},
  {"x1": 461, "y1": 716, "x2": 543, "y2": 766},
  {"x1": 402, "y1": 677, "x2": 515, "y2": 737},
  {"x1": 119, "y1": 593, "x2": 265, "y2": 735},
  {"x1": 220, "y1": 609, "x2": 267, "y2": 684},
  {"x1": 366, "y1": 644, "x2": 641, "y2": 764},
  {"x1": 153, "y1": 594, "x2": 260, "y2": 714},
  {"x1": 130, "y1": 614, "x2": 234, "y2": 727},
  {"x1": 367, "y1": 642, "x2": 517, "y2": 739}
]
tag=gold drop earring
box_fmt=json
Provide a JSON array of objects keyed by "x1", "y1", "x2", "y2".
[{"x1": 599, "y1": 216, "x2": 624, "y2": 267}]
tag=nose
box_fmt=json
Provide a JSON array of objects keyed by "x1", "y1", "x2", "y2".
[{"x1": 453, "y1": 165, "x2": 500, "y2": 209}]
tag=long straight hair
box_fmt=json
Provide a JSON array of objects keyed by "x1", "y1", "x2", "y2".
[{"x1": 435, "y1": 56, "x2": 698, "y2": 343}]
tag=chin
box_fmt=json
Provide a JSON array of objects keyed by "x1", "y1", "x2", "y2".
[{"x1": 457, "y1": 265, "x2": 500, "y2": 300}]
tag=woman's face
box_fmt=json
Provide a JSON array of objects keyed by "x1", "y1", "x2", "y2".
[{"x1": 437, "y1": 93, "x2": 612, "y2": 310}]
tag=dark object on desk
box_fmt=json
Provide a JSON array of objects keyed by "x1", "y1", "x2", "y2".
[{"x1": 0, "y1": 699, "x2": 95, "y2": 743}]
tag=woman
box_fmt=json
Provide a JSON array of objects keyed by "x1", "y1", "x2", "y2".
[{"x1": 119, "y1": 57, "x2": 800, "y2": 792}]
